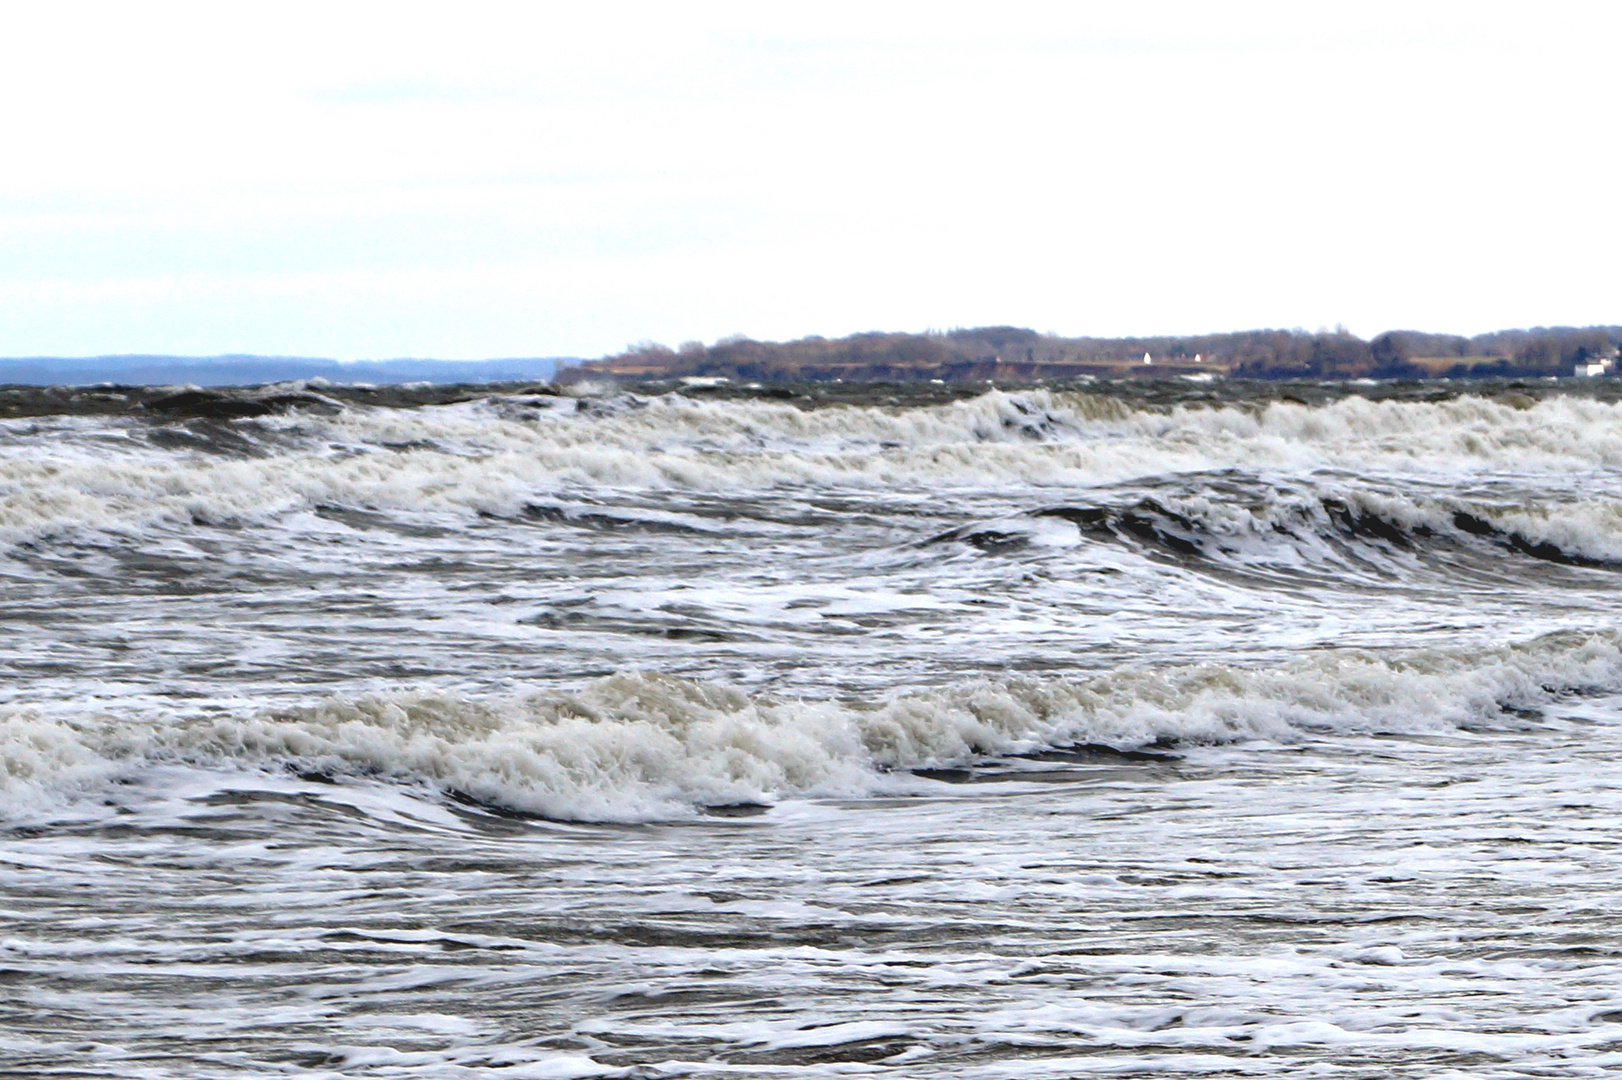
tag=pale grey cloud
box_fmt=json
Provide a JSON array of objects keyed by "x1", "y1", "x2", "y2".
[{"x1": 0, "y1": 1, "x2": 1616, "y2": 358}]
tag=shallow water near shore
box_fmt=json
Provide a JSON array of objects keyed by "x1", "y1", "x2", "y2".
[{"x1": 6, "y1": 378, "x2": 1622, "y2": 1076}]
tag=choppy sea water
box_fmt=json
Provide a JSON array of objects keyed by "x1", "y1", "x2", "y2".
[{"x1": 6, "y1": 377, "x2": 1622, "y2": 1077}]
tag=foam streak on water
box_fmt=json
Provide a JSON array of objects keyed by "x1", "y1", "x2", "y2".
[{"x1": 5, "y1": 379, "x2": 1622, "y2": 1076}]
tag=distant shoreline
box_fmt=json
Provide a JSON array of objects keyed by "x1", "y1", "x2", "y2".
[
  {"x1": 4, "y1": 322, "x2": 1620, "y2": 389},
  {"x1": 558, "y1": 325, "x2": 1622, "y2": 385}
]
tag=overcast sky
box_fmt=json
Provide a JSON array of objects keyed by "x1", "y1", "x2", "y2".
[{"x1": 1, "y1": 2, "x2": 1618, "y2": 359}]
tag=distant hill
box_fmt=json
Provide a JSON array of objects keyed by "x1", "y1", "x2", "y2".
[
  {"x1": 11, "y1": 322, "x2": 1622, "y2": 389},
  {"x1": 0, "y1": 354, "x2": 566, "y2": 388},
  {"x1": 559, "y1": 325, "x2": 1622, "y2": 383}
]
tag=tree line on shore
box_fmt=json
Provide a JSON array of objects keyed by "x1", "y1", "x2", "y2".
[{"x1": 565, "y1": 325, "x2": 1622, "y2": 383}]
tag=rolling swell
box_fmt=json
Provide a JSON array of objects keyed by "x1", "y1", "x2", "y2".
[
  {"x1": 10, "y1": 386, "x2": 1622, "y2": 546},
  {"x1": 935, "y1": 488, "x2": 1622, "y2": 571},
  {"x1": 5, "y1": 630, "x2": 1620, "y2": 823}
]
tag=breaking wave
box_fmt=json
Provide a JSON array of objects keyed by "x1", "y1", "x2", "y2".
[
  {"x1": 6, "y1": 630, "x2": 1621, "y2": 822},
  {"x1": 935, "y1": 486, "x2": 1622, "y2": 569},
  {"x1": 6, "y1": 388, "x2": 1622, "y2": 544}
]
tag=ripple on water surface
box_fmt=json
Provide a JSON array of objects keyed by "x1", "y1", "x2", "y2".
[{"x1": 6, "y1": 381, "x2": 1622, "y2": 1076}]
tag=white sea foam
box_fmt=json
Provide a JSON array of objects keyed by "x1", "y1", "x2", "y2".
[
  {"x1": 6, "y1": 390, "x2": 1622, "y2": 545},
  {"x1": 11, "y1": 386, "x2": 1622, "y2": 1077},
  {"x1": 6, "y1": 629, "x2": 1619, "y2": 822},
  {"x1": 1005, "y1": 484, "x2": 1622, "y2": 567}
]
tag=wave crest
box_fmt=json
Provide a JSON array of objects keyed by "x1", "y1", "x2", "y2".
[
  {"x1": 6, "y1": 631, "x2": 1620, "y2": 822},
  {"x1": 8, "y1": 389, "x2": 1622, "y2": 544},
  {"x1": 931, "y1": 484, "x2": 1622, "y2": 570}
]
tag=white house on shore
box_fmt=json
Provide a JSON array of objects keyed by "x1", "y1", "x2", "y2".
[{"x1": 1575, "y1": 347, "x2": 1619, "y2": 377}]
